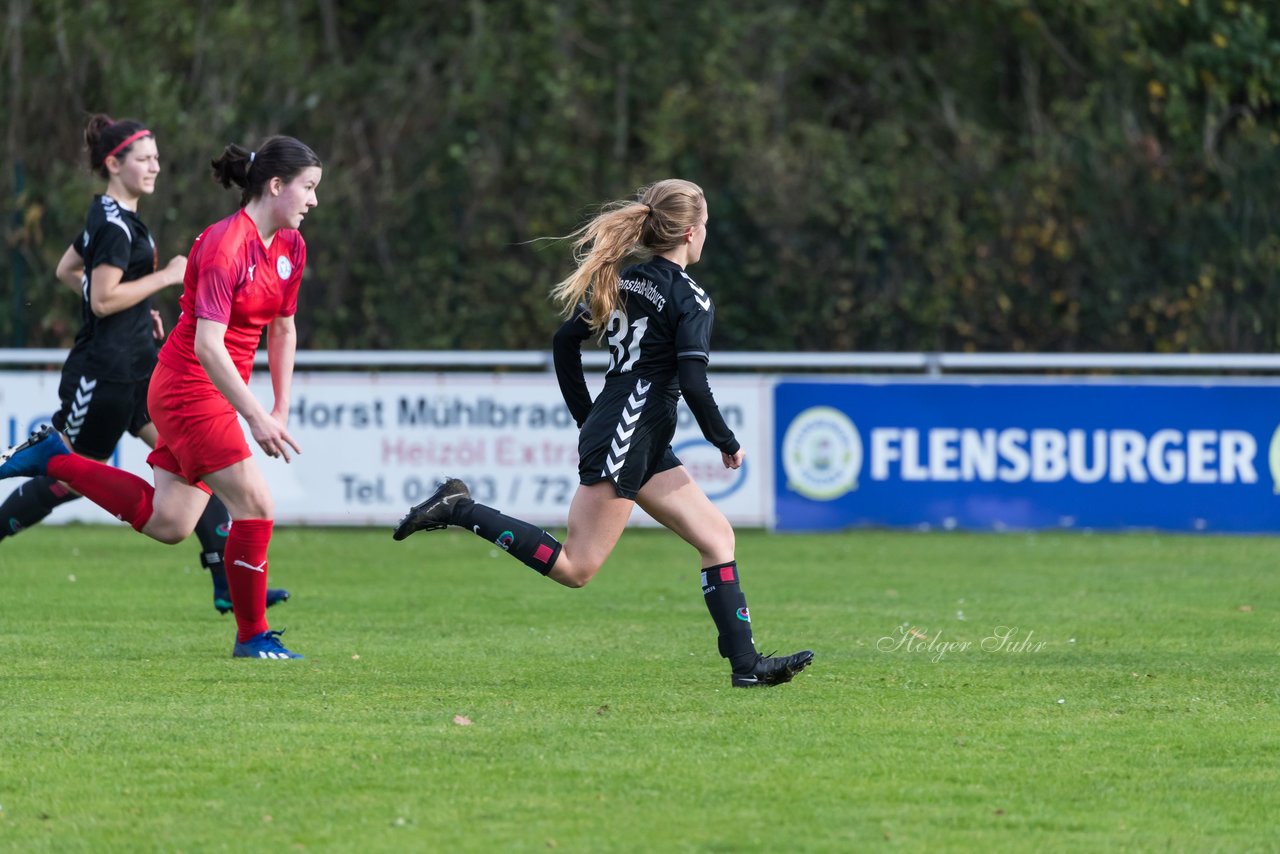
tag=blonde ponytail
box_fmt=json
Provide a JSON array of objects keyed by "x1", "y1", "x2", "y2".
[
  {"x1": 550, "y1": 203, "x2": 648, "y2": 331},
  {"x1": 550, "y1": 179, "x2": 705, "y2": 333}
]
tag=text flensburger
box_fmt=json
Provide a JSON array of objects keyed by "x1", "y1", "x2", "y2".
[{"x1": 774, "y1": 381, "x2": 1280, "y2": 532}]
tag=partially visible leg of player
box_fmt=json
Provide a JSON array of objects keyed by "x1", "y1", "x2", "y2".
[
  {"x1": 202, "y1": 458, "x2": 299, "y2": 659},
  {"x1": 0, "y1": 477, "x2": 79, "y2": 541},
  {"x1": 187, "y1": 492, "x2": 288, "y2": 614},
  {"x1": 0, "y1": 375, "x2": 148, "y2": 538},
  {"x1": 0, "y1": 427, "x2": 206, "y2": 544},
  {"x1": 191, "y1": 492, "x2": 234, "y2": 611},
  {"x1": 394, "y1": 478, "x2": 631, "y2": 587},
  {"x1": 637, "y1": 465, "x2": 813, "y2": 688},
  {"x1": 134, "y1": 423, "x2": 289, "y2": 615},
  {"x1": 543, "y1": 482, "x2": 634, "y2": 587},
  {"x1": 0, "y1": 372, "x2": 119, "y2": 540}
]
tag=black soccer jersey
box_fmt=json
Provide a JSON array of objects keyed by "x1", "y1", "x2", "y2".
[
  {"x1": 562, "y1": 255, "x2": 738, "y2": 455},
  {"x1": 605, "y1": 255, "x2": 715, "y2": 386},
  {"x1": 63, "y1": 195, "x2": 160, "y2": 382}
]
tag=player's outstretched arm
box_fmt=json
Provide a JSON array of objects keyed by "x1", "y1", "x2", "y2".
[
  {"x1": 266, "y1": 314, "x2": 297, "y2": 428},
  {"x1": 553, "y1": 305, "x2": 595, "y2": 428},
  {"x1": 194, "y1": 318, "x2": 299, "y2": 461},
  {"x1": 677, "y1": 357, "x2": 740, "y2": 457}
]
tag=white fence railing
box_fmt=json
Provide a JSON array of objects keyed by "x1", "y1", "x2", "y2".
[{"x1": 4, "y1": 349, "x2": 1280, "y2": 374}]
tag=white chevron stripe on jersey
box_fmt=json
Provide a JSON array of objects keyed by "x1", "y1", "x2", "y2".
[
  {"x1": 601, "y1": 378, "x2": 652, "y2": 480},
  {"x1": 680, "y1": 271, "x2": 712, "y2": 311},
  {"x1": 101, "y1": 197, "x2": 132, "y2": 242},
  {"x1": 65, "y1": 376, "x2": 97, "y2": 440}
]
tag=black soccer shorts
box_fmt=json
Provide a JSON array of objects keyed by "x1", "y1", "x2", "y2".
[
  {"x1": 50, "y1": 370, "x2": 151, "y2": 460},
  {"x1": 576, "y1": 377, "x2": 682, "y2": 499}
]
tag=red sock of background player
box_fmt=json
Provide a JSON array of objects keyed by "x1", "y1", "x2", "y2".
[
  {"x1": 46, "y1": 456, "x2": 154, "y2": 531},
  {"x1": 223, "y1": 519, "x2": 274, "y2": 641}
]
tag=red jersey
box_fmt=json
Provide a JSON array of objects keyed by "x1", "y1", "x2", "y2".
[{"x1": 159, "y1": 209, "x2": 306, "y2": 382}]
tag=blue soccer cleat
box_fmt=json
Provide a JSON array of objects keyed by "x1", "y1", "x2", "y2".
[
  {"x1": 232, "y1": 629, "x2": 303, "y2": 659},
  {"x1": 0, "y1": 426, "x2": 70, "y2": 479}
]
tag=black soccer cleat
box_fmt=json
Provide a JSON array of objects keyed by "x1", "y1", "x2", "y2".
[
  {"x1": 392, "y1": 478, "x2": 470, "y2": 541},
  {"x1": 731, "y1": 649, "x2": 814, "y2": 688}
]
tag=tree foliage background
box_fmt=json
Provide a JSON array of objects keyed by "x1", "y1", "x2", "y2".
[{"x1": 3, "y1": 0, "x2": 1279, "y2": 353}]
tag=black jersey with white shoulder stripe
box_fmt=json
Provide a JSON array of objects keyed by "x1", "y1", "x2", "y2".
[
  {"x1": 63, "y1": 194, "x2": 160, "y2": 382},
  {"x1": 604, "y1": 255, "x2": 715, "y2": 389},
  {"x1": 586, "y1": 255, "x2": 738, "y2": 455}
]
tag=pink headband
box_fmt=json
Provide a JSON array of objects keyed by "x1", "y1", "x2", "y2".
[{"x1": 105, "y1": 129, "x2": 152, "y2": 160}]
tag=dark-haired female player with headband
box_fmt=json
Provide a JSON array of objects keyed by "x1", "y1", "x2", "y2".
[
  {"x1": 1, "y1": 134, "x2": 321, "y2": 660},
  {"x1": 393, "y1": 179, "x2": 813, "y2": 688},
  {"x1": 0, "y1": 114, "x2": 288, "y2": 616}
]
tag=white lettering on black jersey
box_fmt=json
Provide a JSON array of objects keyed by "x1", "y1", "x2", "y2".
[{"x1": 604, "y1": 256, "x2": 715, "y2": 391}]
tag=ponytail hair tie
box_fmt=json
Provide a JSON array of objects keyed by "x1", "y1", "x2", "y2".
[{"x1": 249, "y1": 151, "x2": 257, "y2": 164}]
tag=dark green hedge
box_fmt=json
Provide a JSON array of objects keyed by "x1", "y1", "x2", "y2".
[{"x1": 4, "y1": 0, "x2": 1278, "y2": 352}]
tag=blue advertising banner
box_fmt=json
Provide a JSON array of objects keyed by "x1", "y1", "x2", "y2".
[{"x1": 774, "y1": 380, "x2": 1280, "y2": 533}]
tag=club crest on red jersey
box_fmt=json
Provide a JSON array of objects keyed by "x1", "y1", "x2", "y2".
[{"x1": 277, "y1": 256, "x2": 293, "y2": 279}]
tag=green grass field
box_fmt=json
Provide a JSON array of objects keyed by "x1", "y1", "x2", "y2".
[{"x1": 1, "y1": 525, "x2": 1277, "y2": 852}]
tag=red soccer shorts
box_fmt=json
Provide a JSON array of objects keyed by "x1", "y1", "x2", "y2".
[{"x1": 146, "y1": 360, "x2": 252, "y2": 486}]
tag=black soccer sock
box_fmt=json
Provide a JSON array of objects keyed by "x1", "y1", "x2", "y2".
[
  {"x1": 452, "y1": 500, "x2": 562, "y2": 575},
  {"x1": 701, "y1": 561, "x2": 758, "y2": 671},
  {"x1": 0, "y1": 477, "x2": 79, "y2": 541},
  {"x1": 194, "y1": 495, "x2": 232, "y2": 596},
  {"x1": 204, "y1": 551, "x2": 230, "y2": 600}
]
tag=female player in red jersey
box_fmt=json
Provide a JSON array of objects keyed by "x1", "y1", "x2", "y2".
[
  {"x1": 1, "y1": 135, "x2": 322, "y2": 660},
  {"x1": 0, "y1": 115, "x2": 288, "y2": 615},
  {"x1": 392, "y1": 179, "x2": 813, "y2": 688}
]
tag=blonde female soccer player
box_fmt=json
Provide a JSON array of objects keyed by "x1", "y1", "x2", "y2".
[{"x1": 393, "y1": 179, "x2": 813, "y2": 688}]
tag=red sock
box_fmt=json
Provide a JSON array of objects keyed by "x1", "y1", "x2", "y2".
[
  {"x1": 47, "y1": 455, "x2": 154, "y2": 531},
  {"x1": 224, "y1": 519, "x2": 274, "y2": 642}
]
